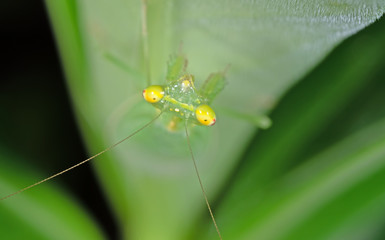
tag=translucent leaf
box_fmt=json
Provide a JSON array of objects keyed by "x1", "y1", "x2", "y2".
[
  {"x1": 208, "y1": 16, "x2": 385, "y2": 240},
  {"x1": 41, "y1": 0, "x2": 385, "y2": 239}
]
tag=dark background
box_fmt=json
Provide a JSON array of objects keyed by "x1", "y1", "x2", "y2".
[{"x1": 0, "y1": 1, "x2": 116, "y2": 238}]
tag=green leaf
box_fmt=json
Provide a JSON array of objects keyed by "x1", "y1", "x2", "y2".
[
  {"x1": 0, "y1": 148, "x2": 104, "y2": 240},
  {"x1": 208, "y1": 16, "x2": 385, "y2": 240},
  {"x1": 214, "y1": 117, "x2": 385, "y2": 240},
  {"x1": 41, "y1": 0, "x2": 385, "y2": 239}
]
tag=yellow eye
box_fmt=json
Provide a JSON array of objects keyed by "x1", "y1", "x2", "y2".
[
  {"x1": 142, "y1": 85, "x2": 165, "y2": 103},
  {"x1": 195, "y1": 104, "x2": 216, "y2": 126}
]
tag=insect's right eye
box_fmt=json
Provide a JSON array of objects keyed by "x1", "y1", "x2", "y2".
[
  {"x1": 195, "y1": 104, "x2": 216, "y2": 126},
  {"x1": 142, "y1": 85, "x2": 165, "y2": 103}
]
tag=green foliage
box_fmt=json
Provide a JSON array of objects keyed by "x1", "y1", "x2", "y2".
[
  {"x1": 0, "y1": 149, "x2": 104, "y2": 239},
  {"x1": 1, "y1": 0, "x2": 385, "y2": 239}
]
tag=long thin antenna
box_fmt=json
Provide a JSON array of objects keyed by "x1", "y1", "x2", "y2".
[
  {"x1": 184, "y1": 121, "x2": 223, "y2": 240},
  {"x1": 1, "y1": 112, "x2": 162, "y2": 201},
  {"x1": 141, "y1": 0, "x2": 151, "y2": 86}
]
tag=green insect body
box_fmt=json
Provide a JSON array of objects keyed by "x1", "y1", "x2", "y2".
[
  {"x1": 142, "y1": 54, "x2": 226, "y2": 129},
  {"x1": 143, "y1": 55, "x2": 225, "y2": 130}
]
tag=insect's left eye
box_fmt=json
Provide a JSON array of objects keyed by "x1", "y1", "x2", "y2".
[
  {"x1": 195, "y1": 104, "x2": 216, "y2": 126},
  {"x1": 143, "y1": 85, "x2": 165, "y2": 103}
]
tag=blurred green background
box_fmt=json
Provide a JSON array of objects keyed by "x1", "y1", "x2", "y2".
[
  {"x1": 0, "y1": 0, "x2": 115, "y2": 239},
  {"x1": 0, "y1": 1, "x2": 385, "y2": 240}
]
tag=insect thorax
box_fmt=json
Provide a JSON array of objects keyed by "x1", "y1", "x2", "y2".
[{"x1": 157, "y1": 74, "x2": 204, "y2": 122}]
